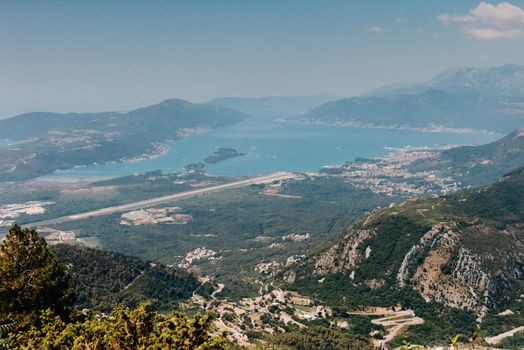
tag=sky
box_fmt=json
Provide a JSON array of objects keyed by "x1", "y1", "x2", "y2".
[{"x1": 1, "y1": 0, "x2": 524, "y2": 117}]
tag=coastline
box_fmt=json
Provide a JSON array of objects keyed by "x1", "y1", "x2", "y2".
[
  {"x1": 278, "y1": 118, "x2": 500, "y2": 136},
  {"x1": 31, "y1": 123, "x2": 498, "y2": 184},
  {"x1": 38, "y1": 127, "x2": 214, "y2": 183}
]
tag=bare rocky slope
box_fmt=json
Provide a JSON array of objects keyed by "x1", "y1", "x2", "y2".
[{"x1": 288, "y1": 166, "x2": 524, "y2": 318}]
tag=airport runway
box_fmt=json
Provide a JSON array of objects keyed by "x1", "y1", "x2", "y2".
[{"x1": 25, "y1": 172, "x2": 296, "y2": 228}]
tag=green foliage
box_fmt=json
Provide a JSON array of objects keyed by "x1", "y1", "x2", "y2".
[
  {"x1": 497, "y1": 330, "x2": 524, "y2": 350},
  {"x1": 272, "y1": 325, "x2": 372, "y2": 350},
  {"x1": 449, "y1": 333, "x2": 461, "y2": 349},
  {"x1": 292, "y1": 166, "x2": 524, "y2": 347},
  {"x1": 0, "y1": 225, "x2": 74, "y2": 326},
  {"x1": 51, "y1": 245, "x2": 198, "y2": 312},
  {"x1": 291, "y1": 273, "x2": 476, "y2": 346},
  {"x1": 480, "y1": 303, "x2": 524, "y2": 341},
  {"x1": 0, "y1": 227, "x2": 227, "y2": 349},
  {"x1": 356, "y1": 215, "x2": 430, "y2": 285},
  {"x1": 399, "y1": 340, "x2": 423, "y2": 350},
  {"x1": 49, "y1": 177, "x2": 390, "y2": 280},
  {"x1": 0, "y1": 99, "x2": 247, "y2": 181},
  {"x1": 12, "y1": 305, "x2": 227, "y2": 350},
  {"x1": 411, "y1": 130, "x2": 524, "y2": 187},
  {"x1": 0, "y1": 323, "x2": 15, "y2": 350}
]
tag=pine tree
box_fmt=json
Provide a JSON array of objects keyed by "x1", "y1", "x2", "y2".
[{"x1": 0, "y1": 225, "x2": 74, "y2": 326}]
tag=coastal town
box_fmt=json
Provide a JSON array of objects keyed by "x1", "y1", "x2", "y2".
[{"x1": 315, "y1": 146, "x2": 461, "y2": 197}]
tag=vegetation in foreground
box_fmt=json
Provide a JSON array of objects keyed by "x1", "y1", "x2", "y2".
[{"x1": 0, "y1": 225, "x2": 227, "y2": 349}]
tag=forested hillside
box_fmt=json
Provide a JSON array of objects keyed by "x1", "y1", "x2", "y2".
[
  {"x1": 51, "y1": 245, "x2": 199, "y2": 312},
  {"x1": 0, "y1": 99, "x2": 247, "y2": 181},
  {"x1": 293, "y1": 89, "x2": 524, "y2": 133},
  {"x1": 410, "y1": 128, "x2": 524, "y2": 186},
  {"x1": 288, "y1": 166, "x2": 524, "y2": 345},
  {"x1": 0, "y1": 225, "x2": 226, "y2": 349}
]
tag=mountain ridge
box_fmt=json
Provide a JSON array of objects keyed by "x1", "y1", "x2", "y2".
[
  {"x1": 0, "y1": 98, "x2": 248, "y2": 181},
  {"x1": 292, "y1": 63, "x2": 524, "y2": 133},
  {"x1": 209, "y1": 94, "x2": 338, "y2": 118},
  {"x1": 51, "y1": 244, "x2": 199, "y2": 312},
  {"x1": 288, "y1": 166, "x2": 524, "y2": 319},
  {"x1": 409, "y1": 128, "x2": 524, "y2": 186}
]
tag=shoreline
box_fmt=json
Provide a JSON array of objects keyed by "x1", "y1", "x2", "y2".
[
  {"x1": 278, "y1": 118, "x2": 501, "y2": 136},
  {"x1": 28, "y1": 143, "x2": 461, "y2": 185},
  {"x1": 23, "y1": 124, "x2": 498, "y2": 185}
]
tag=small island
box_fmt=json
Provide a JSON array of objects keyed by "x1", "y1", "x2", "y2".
[{"x1": 204, "y1": 148, "x2": 246, "y2": 164}]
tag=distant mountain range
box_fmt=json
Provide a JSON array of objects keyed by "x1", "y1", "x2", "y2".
[
  {"x1": 291, "y1": 64, "x2": 524, "y2": 133},
  {"x1": 433, "y1": 63, "x2": 524, "y2": 97},
  {"x1": 365, "y1": 63, "x2": 524, "y2": 98},
  {"x1": 0, "y1": 98, "x2": 247, "y2": 141},
  {"x1": 2, "y1": 63, "x2": 524, "y2": 182},
  {"x1": 209, "y1": 94, "x2": 338, "y2": 118},
  {"x1": 0, "y1": 99, "x2": 247, "y2": 181}
]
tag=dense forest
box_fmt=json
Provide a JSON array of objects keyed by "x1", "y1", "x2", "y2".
[{"x1": 51, "y1": 245, "x2": 199, "y2": 312}]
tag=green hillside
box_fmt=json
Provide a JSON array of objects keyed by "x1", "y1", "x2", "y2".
[
  {"x1": 410, "y1": 128, "x2": 524, "y2": 186},
  {"x1": 289, "y1": 166, "x2": 524, "y2": 344},
  {"x1": 293, "y1": 89, "x2": 524, "y2": 133},
  {"x1": 294, "y1": 64, "x2": 524, "y2": 134},
  {"x1": 0, "y1": 99, "x2": 247, "y2": 181},
  {"x1": 51, "y1": 245, "x2": 199, "y2": 312}
]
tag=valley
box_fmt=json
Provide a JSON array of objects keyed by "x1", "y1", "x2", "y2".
[
  {"x1": 1, "y1": 64, "x2": 524, "y2": 350},
  {"x1": 5, "y1": 2, "x2": 524, "y2": 348},
  {"x1": 1, "y1": 127, "x2": 522, "y2": 348},
  {"x1": 23, "y1": 171, "x2": 297, "y2": 227}
]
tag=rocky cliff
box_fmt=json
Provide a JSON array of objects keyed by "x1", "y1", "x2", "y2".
[{"x1": 291, "y1": 166, "x2": 524, "y2": 317}]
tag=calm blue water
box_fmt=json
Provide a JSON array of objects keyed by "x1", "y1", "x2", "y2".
[
  {"x1": 0, "y1": 139, "x2": 17, "y2": 147},
  {"x1": 48, "y1": 118, "x2": 500, "y2": 179}
]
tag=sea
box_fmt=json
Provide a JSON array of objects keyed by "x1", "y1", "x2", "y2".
[{"x1": 46, "y1": 118, "x2": 501, "y2": 180}]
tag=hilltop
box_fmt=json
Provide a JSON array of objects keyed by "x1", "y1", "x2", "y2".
[
  {"x1": 286, "y1": 165, "x2": 524, "y2": 346},
  {"x1": 291, "y1": 64, "x2": 524, "y2": 133},
  {"x1": 51, "y1": 244, "x2": 199, "y2": 312},
  {"x1": 366, "y1": 64, "x2": 524, "y2": 98},
  {"x1": 0, "y1": 99, "x2": 247, "y2": 181},
  {"x1": 293, "y1": 89, "x2": 524, "y2": 133},
  {"x1": 410, "y1": 128, "x2": 524, "y2": 186},
  {"x1": 432, "y1": 64, "x2": 524, "y2": 97}
]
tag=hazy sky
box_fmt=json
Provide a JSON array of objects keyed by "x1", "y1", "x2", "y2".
[{"x1": 2, "y1": 0, "x2": 524, "y2": 117}]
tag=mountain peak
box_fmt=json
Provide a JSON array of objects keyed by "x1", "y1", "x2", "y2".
[
  {"x1": 156, "y1": 98, "x2": 193, "y2": 107},
  {"x1": 432, "y1": 63, "x2": 524, "y2": 97}
]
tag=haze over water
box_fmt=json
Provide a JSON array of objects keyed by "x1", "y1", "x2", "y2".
[{"x1": 49, "y1": 118, "x2": 500, "y2": 180}]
